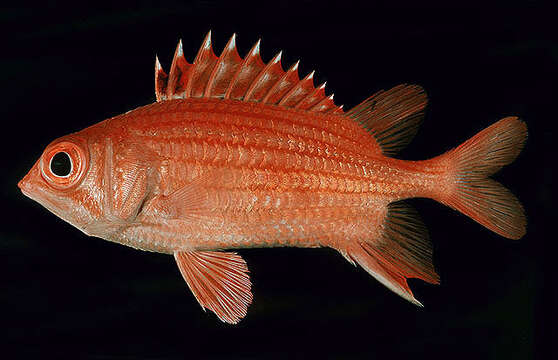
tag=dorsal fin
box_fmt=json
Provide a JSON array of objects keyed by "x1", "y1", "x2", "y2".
[
  {"x1": 224, "y1": 39, "x2": 265, "y2": 100},
  {"x1": 205, "y1": 33, "x2": 243, "y2": 98},
  {"x1": 155, "y1": 32, "x2": 343, "y2": 114},
  {"x1": 166, "y1": 40, "x2": 193, "y2": 100},
  {"x1": 295, "y1": 81, "x2": 326, "y2": 110},
  {"x1": 155, "y1": 56, "x2": 168, "y2": 102},
  {"x1": 310, "y1": 93, "x2": 337, "y2": 113},
  {"x1": 186, "y1": 31, "x2": 218, "y2": 98},
  {"x1": 261, "y1": 60, "x2": 300, "y2": 104},
  {"x1": 244, "y1": 51, "x2": 283, "y2": 102},
  {"x1": 279, "y1": 70, "x2": 315, "y2": 107},
  {"x1": 345, "y1": 84, "x2": 428, "y2": 156}
]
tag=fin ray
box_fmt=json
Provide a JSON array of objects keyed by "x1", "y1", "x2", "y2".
[
  {"x1": 186, "y1": 31, "x2": 218, "y2": 98},
  {"x1": 205, "y1": 34, "x2": 242, "y2": 98},
  {"x1": 345, "y1": 84, "x2": 428, "y2": 155},
  {"x1": 295, "y1": 81, "x2": 327, "y2": 110},
  {"x1": 436, "y1": 116, "x2": 527, "y2": 239},
  {"x1": 155, "y1": 56, "x2": 168, "y2": 102},
  {"x1": 279, "y1": 70, "x2": 315, "y2": 107},
  {"x1": 310, "y1": 93, "x2": 336, "y2": 113},
  {"x1": 174, "y1": 250, "x2": 253, "y2": 324},
  {"x1": 262, "y1": 60, "x2": 300, "y2": 104},
  {"x1": 167, "y1": 40, "x2": 193, "y2": 99},
  {"x1": 244, "y1": 51, "x2": 284, "y2": 102},
  {"x1": 224, "y1": 39, "x2": 265, "y2": 100},
  {"x1": 341, "y1": 201, "x2": 439, "y2": 306}
]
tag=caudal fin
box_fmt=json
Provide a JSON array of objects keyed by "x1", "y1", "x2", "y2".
[{"x1": 437, "y1": 116, "x2": 527, "y2": 239}]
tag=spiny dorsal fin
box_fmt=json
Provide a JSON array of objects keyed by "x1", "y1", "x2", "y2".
[
  {"x1": 205, "y1": 34, "x2": 242, "y2": 98},
  {"x1": 346, "y1": 84, "x2": 428, "y2": 156},
  {"x1": 155, "y1": 32, "x2": 343, "y2": 114},
  {"x1": 187, "y1": 31, "x2": 218, "y2": 98},
  {"x1": 244, "y1": 50, "x2": 283, "y2": 101},
  {"x1": 155, "y1": 56, "x2": 168, "y2": 102},
  {"x1": 224, "y1": 38, "x2": 265, "y2": 100},
  {"x1": 296, "y1": 81, "x2": 327, "y2": 110},
  {"x1": 261, "y1": 60, "x2": 300, "y2": 104},
  {"x1": 279, "y1": 70, "x2": 315, "y2": 107},
  {"x1": 167, "y1": 40, "x2": 193, "y2": 100}
]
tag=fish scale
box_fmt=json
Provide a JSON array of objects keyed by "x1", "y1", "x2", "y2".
[
  {"x1": 130, "y1": 100, "x2": 373, "y2": 160},
  {"x1": 122, "y1": 100, "x2": 423, "y2": 190},
  {"x1": 19, "y1": 32, "x2": 527, "y2": 324},
  {"x1": 98, "y1": 97, "x2": 444, "y2": 254}
]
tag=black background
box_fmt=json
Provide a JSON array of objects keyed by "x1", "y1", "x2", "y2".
[{"x1": 1, "y1": 1, "x2": 555, "y2": 359}]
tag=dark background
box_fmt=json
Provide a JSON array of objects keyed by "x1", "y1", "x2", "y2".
[{"x1": 1, "y1": 1, "x2": 555, "y2": 359}]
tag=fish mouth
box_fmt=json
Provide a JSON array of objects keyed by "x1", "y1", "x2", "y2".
[
  {"x1": 18, "y1": 165, "x2": 38, "y2": 198},
  {"x1": 18, "y1": 178, "x2": 35, "y2": 200},
  {"x1": 20, "y1": 188, "x2": 32, "y2": 199},
  {"x1": 18, "y1": 176, "x2": 68, "y2": 216},
  {"x1": 18, "y1": 166, "x2": 91, "y2": 233},
  {"x1": 18, "y1": 178, "x2": 43, "y2": 205}
]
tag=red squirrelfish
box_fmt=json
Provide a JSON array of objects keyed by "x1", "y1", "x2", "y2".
[{"x1": 18, "y1": 32, "x2": 527, "y2": 324}]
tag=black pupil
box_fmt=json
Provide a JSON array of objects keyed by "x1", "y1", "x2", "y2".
[{"x1": 50, "y1": 152, "x2": 72, "y2": 177}]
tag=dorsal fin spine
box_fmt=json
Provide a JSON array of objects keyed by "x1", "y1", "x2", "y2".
[
  {"x1": 331, "y1": 104, "x2": 344, "y2": 114},
  {"x1": 185, "y1": 31, "x2": 217, "y2": 98},
  {"x1": 278, "y1": 70, "x2": 315, "y2": 106},
  {"x1": 244, "y1": 51, "x2": 283, "y2": 101},
  {"x1": 155, "y1": 55, "x2": 168, "y2": 102},
  {"x1": 167, "y1": 39, "x2": 193, "y2": 99},
  {"x1": 224, "y1": 39, "x2": 262, "y2": 100},
  {"x1": 294, "y1": 81, "x2": 327, "y2": 109},
  {"x1": 166, "y1": 39, "x2": 184, "y2": 98},
  {"x1": 310, "y1": 93, "x2": 335, "y2": 112},
  {"x1": 261, "y1": 60, "x2": 300, "y2": 104},
  {"x1": 185, "y1": 32, "x2": 210, "y2": 98},
  {"x1": 205, "y1": 33, "x2": 238, "y2": 98}
]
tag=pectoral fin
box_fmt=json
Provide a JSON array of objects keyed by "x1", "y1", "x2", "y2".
[
  {"x1": 144, "y1": 170, "x2": 232, "y2": 221},
  {"x1": 174, "y1": 250, "x2": 253, "y2": 324}
]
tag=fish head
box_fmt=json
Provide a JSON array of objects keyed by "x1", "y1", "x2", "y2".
[{"x1": 18, "y1": 133, "x2": 107, "y2": 236}]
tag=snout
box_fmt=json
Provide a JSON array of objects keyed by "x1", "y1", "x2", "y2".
[
  {"x1": 18, "y1": 171, "x2": 32, "y2": 195},
  {"x1": 18, "y1": 160, "x2": 41, "y2": 197}
]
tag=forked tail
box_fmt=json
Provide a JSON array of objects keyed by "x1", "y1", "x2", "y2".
[{"x1": 434, "y1": 116, "x2": 527, "y2": 239}]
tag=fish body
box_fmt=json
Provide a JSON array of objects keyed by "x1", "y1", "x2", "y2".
[
  {"x1": 75, "y1": 98, "x2": 440, "y2": 253},
  {"x1": 18, "y1": 32, "x2": 527, "y2": 324}
]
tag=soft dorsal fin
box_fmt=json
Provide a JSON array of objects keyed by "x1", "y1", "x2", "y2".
[
  {"x1": 155, "y1": 32, "x2": 343, "y2": 114},
  {"x1": 174, "y1": 250, "x2": 253, "y2": 324},
  {"x1": 345, "y1": 84, "x2": 428, "y2": 156}
]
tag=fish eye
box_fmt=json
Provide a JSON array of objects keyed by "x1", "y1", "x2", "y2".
[
  {"x1": 40, "y1": 140, "x2": 89, "y2": 189},
  {"x1": 49, "y1": 152, "x2": 72, "y2": 177}
]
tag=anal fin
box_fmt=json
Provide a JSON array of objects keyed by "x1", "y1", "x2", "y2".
[
  {"x1": 343, "y1": 201, "x2": 439, "y2": 306},
  {"x1": 174, "y1": 251, "x2": 253, "y2": 324}
]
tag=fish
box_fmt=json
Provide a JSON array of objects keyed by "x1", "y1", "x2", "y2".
[{"x1": 18, "y1": 32, "x2": 527, "y2": 324}]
